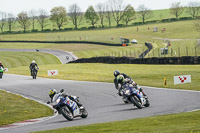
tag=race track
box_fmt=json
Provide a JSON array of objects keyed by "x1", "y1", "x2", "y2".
[{"x1": 0, "y1": 74, "x2": 200, "y2": 133}]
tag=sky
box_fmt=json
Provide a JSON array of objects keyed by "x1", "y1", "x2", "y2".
[{"x1": 0, "y1": 0, "x2": 197, "y2": 16}]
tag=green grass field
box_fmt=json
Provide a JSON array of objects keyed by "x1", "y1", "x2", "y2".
[
  {"x1": 0, "y1": 90, "x2": 53, "y2": 126},
  {"x1": 0, "y1": 42, "x2": 147, "y2": 58},
  {"x1": 1, "y1": 20, "x2": 199, "y2": 57},
  {"x1": 0, "y1": 51, "x2": 61, "y2": 68},
  {"x1": 0, "y1": 20, "x2": 199, "y2": 43}
]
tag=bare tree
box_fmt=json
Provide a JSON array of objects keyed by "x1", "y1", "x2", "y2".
[
  {"x1": 187, "y1": 1, "x2": 200, "y2": 19},
  {"x1": 68, "y1": 4, "x2": 83, "y2": 29},
  {"x1": 50, "y1": 6, "x2": 67, "y2": 30},
  {"x1": 17, "y1": 12, "x2": 30, "y2": 32},
  {"x1": 170, "y1": 2, "x2": 184, "y2": 19},
  {"x1": 105, "y1": 2, "x2": 112, "y2": 27},
  {"x1": 0, "y1": 12, "x2": 7, "y2": 33},
  {"x1": 37, "y1": 9, "x2": 48, "y2": 31},
  {"x1": 137, "y1": 4, "x2": 152, "y2": 24},
  {"x1": 28, "y1": 9, "x2": 37, "y2": 31},
  {"x1": 109, "y1": 0, "x2": 125, "y2": 26},
  {"x1": 96, "y1": 2, "x2": 106, "y2": 28},
  {"x1": 122, "y1": 4, "x2": 136, "y2": 25},
  {"x1": 7, "y1": 13, "x2": 16, "y2": 33},
  {"x1": 84, "y1": 6, "x2": 99, "y2": 27}
]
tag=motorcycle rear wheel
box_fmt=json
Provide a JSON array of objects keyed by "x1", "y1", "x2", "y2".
[{"x1": 60, "y1": 106, "x2": 74, "y2": 121}]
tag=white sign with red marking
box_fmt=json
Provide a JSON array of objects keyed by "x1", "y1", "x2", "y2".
[
  {"x1": 4, "y1": 68, "x2": 8, "y2": 72},
  {"x1": 48, "y1": 70, "x2": 58, "y2": 76},
  {"x1": 174, "y1": 75, "x2": 191, "y2": 85}
]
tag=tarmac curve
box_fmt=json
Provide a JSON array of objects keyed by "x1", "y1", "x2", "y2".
[{"x1": 0, "y1": 74, "x2": 200, "y2": 133}]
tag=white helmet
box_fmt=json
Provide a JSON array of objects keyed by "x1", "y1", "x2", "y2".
[{"x1": 32, "y1": 60, "x2": 36, "y2": 63}]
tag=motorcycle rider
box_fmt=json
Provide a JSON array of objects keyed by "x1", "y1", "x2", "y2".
[
  {"x1": 29, "y1": 60, "x2": 39, "y2": 76},
  {"x1": 48, "y1": 89, "x2": 82, "y2": 107},
  {"x1": 113, "y1": 70, "x2": 146, "y2": 97},
  {"x1": 0, "y1": 61, "x2": 4, "y2": 69},
  {"x1": 114, "y1": 70, "x2": 130, "y2": 91}
]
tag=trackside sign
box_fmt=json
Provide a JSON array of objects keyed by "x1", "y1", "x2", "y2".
[
  {"x1": 174, "y1": 75, "x2": 191, "y2": 85},
  {"x1": 4, "y1": 68, "x2": 8, "y2": 72},
  {"x1": 48, "y1": 70, "x2": 58, "y2": 76}
]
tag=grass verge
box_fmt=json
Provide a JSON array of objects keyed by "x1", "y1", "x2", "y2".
[
  {"x1": 0, "y1": 51, "x2": 61, "y2": 68},
  {"x1": 34, "y1": 110, "x2": 200, "y2": 133},
  {"x1": 0, "y1": 90, "x2": 53, "y2": 126},
  {"x1": 8, "y1": 63, "x2": 200, "y2": 91}
]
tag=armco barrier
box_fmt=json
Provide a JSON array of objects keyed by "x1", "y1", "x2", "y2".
[{"x1": 69, "y1": 56, "x2": 200, "y2": 64}]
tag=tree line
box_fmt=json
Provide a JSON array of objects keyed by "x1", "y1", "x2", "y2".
[{"x1": 0, "y1": 0, "x2": 200, "y2": 33}]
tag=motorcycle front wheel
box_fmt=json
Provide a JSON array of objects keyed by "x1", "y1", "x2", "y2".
[
  {"x1": 81, "y1": 108, "x2": 88, "y2": 118},
  {"x1": 130, "y1": 95, "x2": 142, "y2": 109},
  {"x1": 60, "y1": 106, "x2": 74, "y2": 121}
]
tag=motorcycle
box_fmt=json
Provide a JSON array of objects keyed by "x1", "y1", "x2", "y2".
[
  {"x1": 47, "y1": 89, "x2": 88, "y2": 121},
  {"x1": 0, "y1": 67, "x2": 4, "y2": 79},
  {"x1": 121, "y1": 84, "x2": 150, "y2": 109},
  {"x1": 31, "y1": 67, "x2": 38, "y2": 79}
]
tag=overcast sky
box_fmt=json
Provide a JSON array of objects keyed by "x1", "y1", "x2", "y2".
[{"x1": 0, "y1": 0, "x2": 196, "y2": 16}]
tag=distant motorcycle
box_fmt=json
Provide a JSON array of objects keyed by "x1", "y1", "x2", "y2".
[
  {"x1": 31, "y1": 67, "x2": 38, "y2": 79},
  {"x1": 47, "y1": 89, "x2": 88, "y2": 121},
  {"x1": 0, "y1": 67, "x2": 4, "y2": 79},
  {"x1": 121, "y1": 84, "x2": 150, "y2": 109}
]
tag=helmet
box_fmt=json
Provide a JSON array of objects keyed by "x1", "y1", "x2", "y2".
[
  {"x1": 117, "y1": 75, "x2": 124, "y2": 83},
  {"x1": 49, "y1": 89, "x2": 57, "y2": 99},
  {"x1": 32, "y1": 60, "x2": 36, "y2": 63},
  {"x1": 114, "y1": 70, "x2": 120, "y2": 77}
]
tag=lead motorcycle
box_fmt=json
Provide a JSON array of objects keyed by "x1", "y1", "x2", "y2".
[
  {"x1": 121, "y1": 84, "x2": 150, "y2": 109},
  {"x1": 47, "y1": 89, "x2": 88, "y2": 121},
  {"x1": 0, "y1": 67, "x2": 4, "y2": 79},
  {"x1": 31, "y1": 66, "x2": 38, "y2": 79}
]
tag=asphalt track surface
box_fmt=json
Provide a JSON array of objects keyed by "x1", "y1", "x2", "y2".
[
  {"x1": 0, "y1": 74, "x2": 200, "y2": 133},
  {"x1": 0, "y1": 49, "x2": 77, "y2": 64}
]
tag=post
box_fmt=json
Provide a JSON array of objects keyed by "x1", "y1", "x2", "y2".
[
  {"x1": 171, "y1": 48, "x2": 173, "y2": 57},
  {"x1": 186, "y1": 47, "x2": 188, "y2": 56},
  {"x1": 195, "y1": 47, "x2": 197, "y2": 56},
  {"x1": 178, "y1": 47, "x2": 180, "y2": 57},
  {"x1": 153, "y1": 49, "x2": 154, "y2": 57},
  {"x1": 163, "y1": 77, "x2": 167, "y2": 87}
]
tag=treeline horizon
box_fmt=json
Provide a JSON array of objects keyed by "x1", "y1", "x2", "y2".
[{"x1": 0, "y1": 0, "x2": 199, "y2": 34}]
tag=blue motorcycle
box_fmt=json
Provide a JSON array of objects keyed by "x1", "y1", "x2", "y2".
[
  {"x1": 122, "y1": 84, "x2": 150, "y2": 109},
  {"x1": 48, "y1": 90, "x2": 88, "y2": 121}
]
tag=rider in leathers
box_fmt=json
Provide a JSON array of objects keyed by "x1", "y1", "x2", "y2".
[
  {"x1": 49, "y1": 89, "x2": 82, "y2": 107},
  {"x1": 113, "y1": 70, "x2": 146, "y2": 96},
  {"x1": 29, "y1": 60, "x2": 39, "y2": 76}
]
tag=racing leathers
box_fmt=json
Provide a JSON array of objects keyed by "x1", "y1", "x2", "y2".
[{"x1": 29, "y1": 63, "x2": 39, "y2": 76}]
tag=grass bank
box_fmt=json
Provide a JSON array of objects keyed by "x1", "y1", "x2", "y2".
[
  {"x1": 8, "y1": 63, "x2": 200, "y2": 91},
  {"x1": 0, "y1": 21, "x2": 198, "y2": 44},
  {"x1": 0, "y1": 90, "x2": 53, "y2": 126},
  {"x1": 34, "y1": 110, "x2": 200, "y2": 133},
  {"x1": 0, "y1": 51, "x2": 61, "y2": 68},
  {"x1": 0, "y1": 43, "x2": 147, "y2": 58}
]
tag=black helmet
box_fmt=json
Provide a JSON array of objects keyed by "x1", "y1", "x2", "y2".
[
  {"x1": 114, "y1": 70, "x2": 120, "y2": 77},
  {"x1": 49, "y1": 89, "x2": 57, "y2": 99}
]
